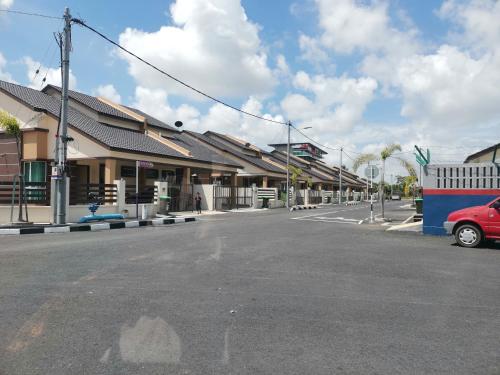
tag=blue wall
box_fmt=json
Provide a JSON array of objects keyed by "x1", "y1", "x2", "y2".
[{"x1": 423, "y1": 194, "x2": 498, "y2": 235}]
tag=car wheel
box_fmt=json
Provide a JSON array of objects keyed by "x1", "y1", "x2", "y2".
[{"x1": 455, "y1": 224, "x2": 482, "y2": 248}]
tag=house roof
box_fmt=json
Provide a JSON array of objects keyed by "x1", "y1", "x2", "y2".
[
  {"x1": 186, "y1": 131, "x2": 284, "y2": 174},
  {"x1": 268, "y1": 142, "x2": 328, "y2": 155},
  {"x1": 0, "y1": 80, "x2": 236, "y2": 166},
  {"x1": 123, "y1": 105, "x2": 178, "y2": 132},
  {"x1": 43, "y1": 84, "x2": 178, "y2": 132},
  {"x1": 204, "y1": 131, "x2": 260, "y2": 154},
  {"x1": 267, "y1": 151, "x2": 333, "y2": 182},
  {"x1": 464, "y1": 143, "x2": 500, "y2": 163}
]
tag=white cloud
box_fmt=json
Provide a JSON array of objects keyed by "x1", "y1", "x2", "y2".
[
  {"x1": 305, "y1": 0, "x2": 498, "y2": 165},
  {"x1": 275, "y1": 54, "x2": 290, "y2": 78},
  {"x1": 0, "y1": 0, "x2": 14, "y2": 9},
  {"x1": 23, "y1": 56, "x2": 77, "y2": 90},
  {"x1": 0, "y1": 52, "x2": 14, "y2": 83},
  {"x1": 118, "y1": 0, "x2": 275, "y2": 100},
  {"x1": 281, "y1": 71, "x2": 378, "y2": 135},
  {"x1": 196, "y1": 96, "x2": 286, "y2": 148},
  {"x1": 396, "y1": 45, "x2": 500, "y2": 127},
  {"x1": 132, "y1": 86, "x2": 200, "y2": 127},
  {"x1": 298, "y1": 34, "x2": 329, "y2": 65},
  {"x1": 94, "y1": 84, "x2": 121, "y2": 103},
  {"x1": 438, "y1": 0, "x2": 500, "y2": 52},
  {"x1": 315, "y1": 0, "x2": 418, "y2": 55}
]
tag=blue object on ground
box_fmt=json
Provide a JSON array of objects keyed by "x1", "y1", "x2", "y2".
[
  {"x1": 78, "y1": 200, "x2": 124, "y2": 223},
  {"x1": 78, "y1": 214, "x2": 125, "y2": 223}
]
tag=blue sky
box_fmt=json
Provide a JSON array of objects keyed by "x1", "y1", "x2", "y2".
[{"x1": 0, "y1": 0, "x2": 499, "y2": 172}]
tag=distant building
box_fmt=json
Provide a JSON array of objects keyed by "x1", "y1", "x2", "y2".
[
  {"x1": 269, "y1": 143, "x2": 327, "y2": 162},
  {"x1": 464, "y1": 143, "x2": 500, "y2": 163}
]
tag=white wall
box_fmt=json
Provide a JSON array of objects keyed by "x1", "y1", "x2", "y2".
[
  {"x1": 193, "y1": 184, "x2": 214, "y2": 211},
  {"x1": 0, "y1": 206, "x2": 52, "y2": 224}
]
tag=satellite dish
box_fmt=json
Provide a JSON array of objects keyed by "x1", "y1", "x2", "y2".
[{"x1": 174, "y1": 121, "x2": 183, "y2": 128}]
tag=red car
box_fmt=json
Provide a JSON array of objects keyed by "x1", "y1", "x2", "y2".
[{"x1": 444, "y1": 197, "x2": 500, "y2": 247}]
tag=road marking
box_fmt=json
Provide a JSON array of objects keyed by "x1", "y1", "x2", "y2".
[
  {"x1": 295, "y1": 218, "x2": 361, "y2": 225},
  {"x1": 291, "y1": 204, "x2": 370, "y2": 220}
]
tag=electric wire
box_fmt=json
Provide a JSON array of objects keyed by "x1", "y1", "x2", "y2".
[
  {"x1": 0, "y1": 9, "x2": 62, "y2": 19},
  {"x1": 72, "y1": 18, "x2": 288, "y2": 126}
]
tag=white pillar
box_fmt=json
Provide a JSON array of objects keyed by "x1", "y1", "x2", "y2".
[
  {"x1": 154, "y1": 181, "x2": 168, "y2": 204},
  {"x1": 305, "y1": 187, "x2": 310, "y2": 206},
  {"x1": 114, "y1": 179, "x2": 126, "y2": 213},
  {"x1": 252, "y1": 184, "x2": 259, "y2": 209}
]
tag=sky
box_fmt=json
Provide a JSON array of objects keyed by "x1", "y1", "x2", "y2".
[{"x1": 0, "y1": 0, "x2": 499, "y2": 176}]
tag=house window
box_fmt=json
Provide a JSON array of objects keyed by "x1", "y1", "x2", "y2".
[
  {"x1": 145, "y1": 169, "x2": 159, "y2": 179},
  {"x1": 121, "y1": 166, "x2": 136, "y2": 177},
  {"x1": 161, "y1": 170, "x2": 175, "y2": 181},
  {"x1": 23, "y1": 161, "x2": 46, "y2": 183}
]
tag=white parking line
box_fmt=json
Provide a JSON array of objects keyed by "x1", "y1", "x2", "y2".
[
  {"x1": 296, "y1": 218, "x2": 361, "y2": 225},
  {"x1": 291, "y1": 204, "x2": 370, "y2": 220}
]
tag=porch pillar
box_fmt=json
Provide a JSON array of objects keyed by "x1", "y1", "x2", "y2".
[
  {"x1": 89, "y1": 160, "x2": 99, "y2": 184},
  {"x1": 262, "y1": 176, "x2": 268, "y2": 188},
  {"x1": 105, "y1": 159, "x2": 117, "y2": 185},
  {"x1": 182, "y1": 167, "x2": 191, "y2": 191},
  {"x1": 318, "y1": 183, "x2": 323, "y2": 191},
  {"x1": 231, "y1": 173, "x2": 237, "y2": 186}
]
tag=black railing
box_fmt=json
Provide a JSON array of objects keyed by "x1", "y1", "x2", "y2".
[
  {"x1": 70, "y1": 183, "x2": 117, "y2": 205},
  {"x1": 0, "y1": 181, "x2": 50, "y2": 205},
  {"x1": 125, "y1": 185, "x2": 157, "y2": 204}
]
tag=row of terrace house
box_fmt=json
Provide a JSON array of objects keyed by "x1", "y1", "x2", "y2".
[{"x1": 0, "y1": 79, "x2": 366, "y2": 221}]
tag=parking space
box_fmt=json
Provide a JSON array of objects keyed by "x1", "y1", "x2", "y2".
[{"x1": 291, "y1": 200, "x2": 414, "y2": 227}]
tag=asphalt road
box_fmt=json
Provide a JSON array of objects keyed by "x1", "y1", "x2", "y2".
[{"x1": 1, "y1": 203, "x2": 500, "y2": 374}]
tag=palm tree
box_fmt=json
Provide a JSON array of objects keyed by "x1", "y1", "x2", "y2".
[
  {"x1": 353, "y1": 144, "x2": 416, "y2": 219},
  {"x1": 288, "y1": 165, "x2": 303, "y2": 205},
  {"x1": 0, "y1": 110, "x2": 27, "y2": 222}
]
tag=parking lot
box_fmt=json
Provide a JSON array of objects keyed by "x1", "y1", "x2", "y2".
[
  {"x1": 1, "y1": 204, "x2": 500, "y2": 374},
  {"x1": 292, "y1": 200, "x2": 414, "y2": 226}
]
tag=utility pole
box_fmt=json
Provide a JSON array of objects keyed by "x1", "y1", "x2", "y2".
[
  {"x1": 370, "y1": 163, "x2": 374, "y2": 223},
  {"x1": 390, "y1": 173, "x2": 393, "y2": 197},
  {"x1": 339, "y1": 147, "x2": 343, "y2": 204},
  {"x1": 54, "y1": 7, "x2": 72, "y2": 224},
  {"x1": 286, "y1": 121, "x2": 291, "y2": 209}
]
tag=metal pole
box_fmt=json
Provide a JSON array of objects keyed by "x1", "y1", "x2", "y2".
[
  {"x1": 370, "y1": 164, "x2": 374, "y2": 223},
  {"x1": 286, "y1": 121, "x2": 291, "y2": 209},
  {"x1": 339, "y1": 147, "x2": 343, "y2": 204},
  {"x1": 135, "y1": 161, "x2": 139, "y2": 218},
  {"x1": 55, "y1": 7, "x2": 71, "y2": 225}
]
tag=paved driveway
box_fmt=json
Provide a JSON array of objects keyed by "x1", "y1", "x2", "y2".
[{"x1": 1, "y1": 208, "x2": 499, "y2": 374}]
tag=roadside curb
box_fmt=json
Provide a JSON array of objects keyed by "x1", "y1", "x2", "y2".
[
  {"x1": 290, "y1": 205, "x2": 318, "y2": 211},
  {"x1": 0, "y1": 217, "x2": 196, "y2": 236},
  {"x1": 345, "y1": 201, "x2": 363, "y2": 206}
]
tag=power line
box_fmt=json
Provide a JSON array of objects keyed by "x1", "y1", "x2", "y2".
[
  {"x1": 291, "y1": 125, "x2": 341, "y2": 152},
  {"x1": 0, "y1": 9, "x2": 62, "y2": 19},
  {"x1": 72, "y1": 18, "x2": 288, "y2": 126}
]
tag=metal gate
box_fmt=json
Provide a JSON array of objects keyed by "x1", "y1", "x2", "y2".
[
  {"x1": 168, "y1": 184, "x2": 194, "y2": 212},
  {"x1": 213, "y1": 186, "x2": 252, "y2": 210}
]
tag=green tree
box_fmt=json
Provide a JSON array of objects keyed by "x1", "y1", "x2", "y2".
[
  {"x1": 0, "y1": 110, "x2": 27, "y2": 222},
  {"x1": 353, "y1": 144, "x2": 416, "y2": 219},
  {"x1": 288, "y1": 165, "x2": 303, "y2": 190}
]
